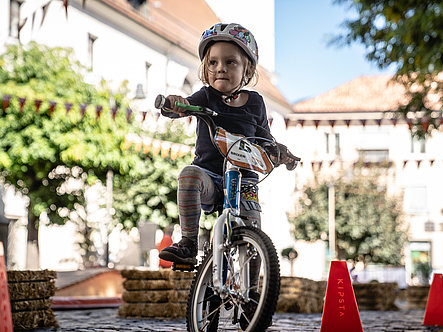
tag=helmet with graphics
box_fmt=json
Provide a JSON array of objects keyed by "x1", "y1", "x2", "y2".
[{"x1": 198, "y1": 23, "x2": 259, "y2": 67}]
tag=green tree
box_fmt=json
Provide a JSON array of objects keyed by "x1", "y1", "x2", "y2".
[
  {"x1": 291, "y1": 170, "x2": 407, "y2": 265},
  {"x1": 0, "y1": 42, "x2": 141, "y2": 251},
  {"x1": 113, "y1": 120, "x2": 194, "y2": 230},
  {"x1": 332, "y1": 0, "x2": 443, "y2": 137}
]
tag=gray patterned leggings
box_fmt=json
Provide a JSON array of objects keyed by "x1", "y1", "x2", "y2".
[{"x1": 177, "y1": 165, "x2": 262, "y2": 286}]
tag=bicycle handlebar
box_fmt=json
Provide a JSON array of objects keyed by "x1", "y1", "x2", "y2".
[
  {"x1": 154, "y1": 94, "x2": 300, "y2": 171},
  {"x1": 155, "y1": 94, "x2": 217, "y2": 116}
]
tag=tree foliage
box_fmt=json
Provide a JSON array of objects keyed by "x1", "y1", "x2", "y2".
[
  {"x1": 113, "y1": 121, "x2": 194, "y2": 230},
  {"x1": 0, "y1": 42, "x2": 141, "y2": 242},
  {"x1": 291, "y1": 171, "x2": 407, "y2": 265},
  {"x1": 333, "y1": 0, "x2": 443, "y2": 137}
]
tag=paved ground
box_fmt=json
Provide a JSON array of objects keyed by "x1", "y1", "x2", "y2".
[{"x1": 33, "y1": 308, "x2": 443, "y2": 331}]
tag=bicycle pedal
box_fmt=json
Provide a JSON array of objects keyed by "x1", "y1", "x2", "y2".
[{"x1": 172, "y1": 262, "x2": 196, "y2": 272}]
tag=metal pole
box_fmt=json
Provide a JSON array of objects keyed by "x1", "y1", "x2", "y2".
[
  {"x1": 328, "y1": 184, "x2": 336, "y2": 260},
  {"x1": 105, "y1": 169, "x2": 113, "y2": 267}
]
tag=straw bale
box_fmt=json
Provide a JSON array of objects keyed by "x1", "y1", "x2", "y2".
[
  {"x1": 276, "y1": 293, "x2": 323, "y2": 313},
  {"x1": 118, "y1": 302, "x2": 185, "y2": 318},
  {"x1": 8, "y1": 280, "x2": 56, "y2": 300},
  {"x1": 122, "y1": 289, "x2": 189, "y2": 303},
  {"x1": 123, "y1": 278, "x2": 192, "y2": 291},
  {"x1": 121, "y1": 269, "x2": 195, "y2": 280},
  {"x1": 12, "y1": 309, "x2": 58, "y2": 330},
  {"x1": 7, "y1": 270, "x2": 56, "y2": 283},
  {"x1": 10, "y1": 298, "x2": 52, "y2": 312}
]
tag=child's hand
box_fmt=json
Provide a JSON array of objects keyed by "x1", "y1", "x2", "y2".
[
  {"x1": 265, "y1": 143, "x2": 300, "y2": 171},
  {"x1": 166, "y1": 95, "x2": 189, "y2": 117}
]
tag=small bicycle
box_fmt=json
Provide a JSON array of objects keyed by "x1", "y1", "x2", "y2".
[{"x1": 155, "y1": 95, "x2": 300, "y2": 332}]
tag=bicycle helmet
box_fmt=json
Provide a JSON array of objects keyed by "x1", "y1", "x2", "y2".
[{"x1": 199, "y1": 23, "x2": 259, "y2": 67}]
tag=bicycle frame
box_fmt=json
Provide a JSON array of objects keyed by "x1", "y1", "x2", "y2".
[
  {"x1": 212, "y1": 163, "x2": 251, "y2": 301},
  {"x1": 154, "y1": 95, "x2": 278, "y2": 302}
]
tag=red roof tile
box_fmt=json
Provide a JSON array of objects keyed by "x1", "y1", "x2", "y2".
[
  {"x1": 100, "y1": 0, "x2": 290, "y2": 107},
  {"x1": 292, "y1": 75, "x2": 409, "y2": 113}
]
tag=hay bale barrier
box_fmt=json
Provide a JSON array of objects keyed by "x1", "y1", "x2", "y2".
[
  {"x1": 353, "y1": 282, "x2": 399, "y2": 311},
  {"x1": 7, "y1": 270, "x2": 58, "y2": 330},
  {"x1": 406, "y1": 285, "x2": 430, "y2": 309},
  {"x1": 118, "y1": 269, "x2": 195, "y2": 318},
  {"x1": 277, "y1": 277, "x2": 326, "y2": 313}
]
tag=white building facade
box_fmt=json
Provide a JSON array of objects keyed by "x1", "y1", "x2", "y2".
[
  {"x1": 287, "y1": 75, "x2": 443, "y2": 284},
  {"x1": 1, "y1": 0, "x2": 298, "y2": 274}
]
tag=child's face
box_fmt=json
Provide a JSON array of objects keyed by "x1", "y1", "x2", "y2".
[{"x1": 206, "y1": 42, "x2": 248, "y2": 95}]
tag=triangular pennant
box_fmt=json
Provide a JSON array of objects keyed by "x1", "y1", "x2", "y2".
[
  {"x1": 41, "y1": 2, "x2": 50, "y2": 27},
  {"x1": 49, "y1": 101, "x2": 57, "y2": 115},
  {"x1": 18, "y1": 97, "x2": 27, "y2": 113},
  {"x1": 34, "y1": 99, "x2": 42, "y2": 113},
  {"x1": 2, "y1": 95, "x2": 11, "y2": 111}
]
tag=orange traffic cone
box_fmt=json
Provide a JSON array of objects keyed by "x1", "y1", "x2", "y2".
[
  {"x1": 320, "y1": 261, "x2": 363, "y2": 332},
  {"x1": 0, "y1": 242, "x2": 13, "y2": 332},
  {"x1": 423, "y1": 273, "x2": 443, "y2": 327}
]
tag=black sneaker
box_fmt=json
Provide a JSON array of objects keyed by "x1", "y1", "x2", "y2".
[
  {"x1": 239, "y1": 290, "x2": 260, "y2": 331},
  {"x1": 159, "y1": 237, "x2": 198, "y2": 265}
]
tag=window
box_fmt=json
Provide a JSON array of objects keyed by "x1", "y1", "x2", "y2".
[
  {"x1": 411, "y1": 135, "x2": 426, "y2": 153},
  {"x1": 325, "y1": 133, "x2": 340, "y2": 156},
  {"x1": 9, "y1": 0, "x2": 22, "y2": 39},
  {"x1": 88, "y1": 33, "x2": 97, "y2": 70},
  {"x1": 424, "y1": 221, "x2": 435, "y2": 232},
  {"x1": 404, "y1": 186, "x2": 427, "y2": 214},
  {"x1": 358, "y1": 149, "x2": 389, "y2": 163}
]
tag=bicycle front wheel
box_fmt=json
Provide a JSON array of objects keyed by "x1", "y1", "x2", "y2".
[{"x1": 187, "y1": 226, "x2": 280, "y2": 332}]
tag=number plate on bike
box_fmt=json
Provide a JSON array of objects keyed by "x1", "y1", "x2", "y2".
[{"x1": 214, "y1": 127, "x2": 273, "y2": 174}]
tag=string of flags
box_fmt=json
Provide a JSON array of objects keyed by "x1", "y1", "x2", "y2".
[
  {"x1": 281, "y1": 116, "x2": 443, "y2": 130},
  {"x1": 307, "y1": 159, "x2": 442, "y2": 171},
  {"x1": 1, "y1": 93, "x2": 147, "y2": 123},
  {"x1": 123, "y1": 133, "x2": 195, "y2": 160}
]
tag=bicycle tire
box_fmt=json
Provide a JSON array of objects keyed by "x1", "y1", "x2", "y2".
[{"x1": 186, "y1": 226, "x2": 280, "y2": 331}]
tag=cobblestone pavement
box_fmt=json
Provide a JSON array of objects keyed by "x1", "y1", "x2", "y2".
[{"x1": 32, "y1": 308, "x2": 443, "y2": 332}]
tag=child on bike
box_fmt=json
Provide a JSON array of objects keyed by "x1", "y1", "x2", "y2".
[{"x1": 159, "y1": 23, "x2": 297, "y2": 267}]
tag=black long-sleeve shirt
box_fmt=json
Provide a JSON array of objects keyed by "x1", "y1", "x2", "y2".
[{"x1": 162, "y1": 86, "x2": 272, "y2": 178}]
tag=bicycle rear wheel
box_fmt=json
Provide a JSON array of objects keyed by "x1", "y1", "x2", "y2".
[{"x1": 186, "y1": 226, "x2": 280, "y2": 332}]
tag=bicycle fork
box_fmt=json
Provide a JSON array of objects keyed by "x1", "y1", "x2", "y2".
[{"x1": 212, "y1": 165, "x2": 250, "y2": 301}]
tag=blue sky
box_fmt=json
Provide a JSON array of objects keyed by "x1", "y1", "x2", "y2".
[{"x1": 274, "y1": 0, "x2": 395, "y2": 103}]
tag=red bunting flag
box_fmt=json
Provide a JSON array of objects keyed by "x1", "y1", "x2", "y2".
[
  {"x1": 406, "y1": 118, "x2": 413, "y2": 129},
  {"x1": 2, "y1": 95, "x2": 11, "y2": 111},
  {"x1": 344, "y1": 119, "x2": 351, "y2": 128},
  {"x1": 34, "y1": 99, "x2": 42, "y2": 113},
  {"x1": 421, "y1": 116, "x2": 430, "y2": 132},
  {"x1": 376, "y1": 119, "x2": 382, "y2": 126},
  {"x1": 18, "y1": 97, "x2": 26, "y2": 113},
  {"x1": 65, "y1": 102, "x2": 73, "y2": 113},
  {"x1": 126, "y1": 107, "x2": 132, "y2": 122},
  {"x1": 41, "y1": 2, "x2": 50, "y2": 27},
  {"x1": 314, "y1": 120, "x2": 320, "y2": 129},
  {"x1": 96, "y1": 105, "x2": 103, "y2": 119},
  {"x1": 111, "y1": 105, "x2": 118, "y2": 120},
  {"x1": 360, "y1": 119, "x2": 366, "y2": 127},
  {"x1": 63, "y1": 0, "x2": 69, "y2": 18},
  {"x1": 49, "y1": 101, "x2": 57, "y2": 115},
  {"x1": 79, "y1": 103, "x2": 88, "y2": 117},
  {"x1": 329, "y1": 120, "x2": 335, "y2": 128},
  {"x1": 391, "y1": 118, "x2": 397, "y2": 126},
  {"x1": 142, "y1": 111, "x2": 147, "y2": 122},
  {"x1": 268, "y1": 117, "x2": 273, "y2": 126},
  {"x1": 284, "y1": 117, "x2": 290, "y2": 129},
  {"x1": 298, "y1": 119, "x2": 305, "y2": 127}
]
